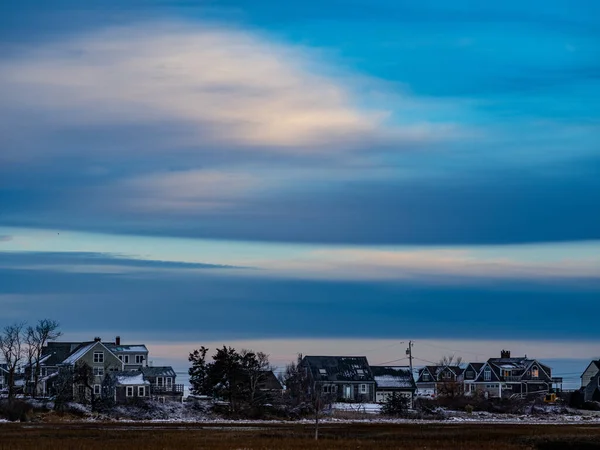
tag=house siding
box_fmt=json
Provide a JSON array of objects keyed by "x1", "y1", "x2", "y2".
[{"x1": 582, "y1": 363, "x2": 600, "y2": 388}]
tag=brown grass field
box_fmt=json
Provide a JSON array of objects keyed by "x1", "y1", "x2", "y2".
[{"x1": 2, "y1": 422, "x2": 600, "y2": 450}]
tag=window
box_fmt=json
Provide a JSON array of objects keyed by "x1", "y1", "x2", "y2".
[
  {"x1": 126, "y1": 386, "x2": 134, "y2": 397},
  {"x1": 166, "y1": 377, "x2": 173, "y2": 387},
  {"x1": 135, "y1": 355, "x2": 144, "y2": 364},
  {"x1": 356, "y1": 369, "x2": 365, "y2": 375},
  {"x1": 94, "y1": 384, "x2": 101, "y2": 395},
  {"x1": 442, "y1": 371, "x2": 451, "y2": 380},
  {"x1": 93, "y1": 367, "x2": 104, "y2": 377},
  {"x1": 93, "y1": 352, "x2": 104, "y2": 363},
  {"x1": 322, "y1": 385, "x2": 331, "y2": 394},
  {"x1": 138, "y1": 386, "x2": 145, "y2": 396},
  {"x1": 423, "y1": 373, "x2": 430, "y2": 382},
  {"x1": 484, "y1": 368, "x2": 491, "y2": 381},
  {"x1": 122, "y1": 355, "x2": 130, "y2": 364},
  {"x1": 466, "y1": 371, "x2": 474, "y2": 379},
  {"x1": 319, "y1": 369, "x2": 327, "y2": 375},
  {"x1": 531, "y1": 366, "x2": 539, "y2": 378},
  {"x1": 41, "y1": 368, "x2": 47, "y2": 377},
  {"x1": 359, "y1": 384, "x2": 368, "y2": 394},
  {"x1": 157, "y1": 377, "x2": 164, "y2": 387}
]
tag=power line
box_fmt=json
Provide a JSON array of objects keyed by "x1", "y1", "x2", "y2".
[{"x1": 374, "y1": 356, "x2": 409, "y2": 366}]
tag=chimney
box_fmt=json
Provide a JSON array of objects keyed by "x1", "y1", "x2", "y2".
[
  {"x1": 501, "y1": 350, "x2": 511, "y2": 359},
  {"x1": 115, "y1": 336, "x2": 121, "y2": 346},
  {"x1": 94, "y1": 337, "x2": 101, "y2": 342}
]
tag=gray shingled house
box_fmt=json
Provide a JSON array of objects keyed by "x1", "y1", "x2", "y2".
[
  {"x1": 370, "y1": 366, "x2": 416, "y2": 406},
  {"x1": 581, "y1": 360, "x2": 600, "y2": 402},
  {"x1": 301, "y1": 356, "x2": 376, "y2": 402}
]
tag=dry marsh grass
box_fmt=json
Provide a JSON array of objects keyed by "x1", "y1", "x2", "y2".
[{"x1": 1, "y1": 422, "x2": 600, "y2": 450}]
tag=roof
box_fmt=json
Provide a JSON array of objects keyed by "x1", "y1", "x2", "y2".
[
  {"x1": 62, "y1": 342, "x2": 98, "y2": 365},
  {"x1": 370, "y1": 366, "x2": 416, "y2": 389},
  {"x1": 581, "y1": 360, "x2": 600, "y2": 378},
  {"x1": 141, "y1": 366, "x2": 176, "y2": 378},
  {"x1": 466, "y1": 363, "x2": 485, "y2": 372},
  {"x1": 258, "y1": 370, "x2": 283, "y2": 391},
  {"x1": 105, "y1": 344, "x2": 148, "y2": 353},
  {"x1": 109, "y1": 371, "x2": 150, "y2": 386},
  {"x1": 302, "y1": 356, "x2": 374, "y2": 382},
  {"x1": 41, "y1": 342, "x2": 84, "y2": 366}
]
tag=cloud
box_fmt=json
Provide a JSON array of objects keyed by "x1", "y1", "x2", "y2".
[
  {"x1": 115, "y1": 170, "x2": 261, "y2": 213},
  {"x1": 239, "y1": 246, "x2": 600, "y2": 281},
  {"x1": 0, "y1": 21, "x2": 461, "y2": 160},
  {"x1": 0, "y1": 251, "x2": 248, "y2": 274}
]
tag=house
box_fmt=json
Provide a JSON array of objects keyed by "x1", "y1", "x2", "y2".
[
  {"x1": 34, "y1": 336, "x2": 181, "y2": 403},
  {"x1": 416, "y1": 365, "x2": 463, "y2": 396},
  {"x1": 370, "y1": 366, "x2": 416, "y2": 406},
  {"x1": 581, "y1": 360, "x2": 600, "y2": 403},
  {"x1": 141, "y1": 366, "x2": 184, "y2": 403},
  {"x1": 465, "y1": 350, "x2": 561, "y2": 398},
  {"x1": 301, "y1": 356, "x2": 376, "y2": 402},
  {"x1": 462, "y1": 362, "x2": 485, "y2": 395}
]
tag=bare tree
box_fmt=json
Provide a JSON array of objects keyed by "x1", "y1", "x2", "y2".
[
  {"x1": 26, "y1": 320, "x2": 61, "y2": 398},
  {"x1": 438, "y1": 354, "x2": 463, "y2": 367},
  {"x1": 240, "y1": 349, "x2": 271, "y2": 407},
  {"x1": 0, "y1": 322, "x2": 26, "y2": 400}
]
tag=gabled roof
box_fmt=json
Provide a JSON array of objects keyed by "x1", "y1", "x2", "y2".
[
  {"x1": 302, "y1": 356, "x2": 374, "y2": 382},
  {"x1": 581, "y1": 360, "x2": 600, "y2": 378},
  {"x1": 258, "y1": 370, "x2": 283, "y2": 391},
  {"x1": 41, "y1": 342, "x2": 83, "y2": 366},
  {"x1": 108, "y1": 371, "x2": 149, "y2": 386},
  {"x1": 418, "y1": 365, "x2": 462, "y2": 380},
  {"x1": 141, "y1": 366, "x2": 176, "y2": 378},
  {"x1": 465, "y1": 362, "x2": 485, "y2": 372},
  {"x1": 62, "y1": 341, "x2": 120, "y2": 365},
  {"x1": 370, "y1": 366, "x2": 416, "y2": 389}
]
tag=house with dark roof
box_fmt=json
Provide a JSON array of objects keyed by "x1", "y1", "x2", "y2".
[
  {"x1": 370, "y1": 366, "x2": 416, "y2": 406},
  {"x1": 581, "y1": 360, "x2": 600, "y2": 403},
  {"x1": 301, "y1": 356, "x2": 376, "y2": 402},
  {"x1": 416, "y1": 365, "x2": 463, "y2": 396},
  {"x1": 462, "y1": 362, "x2": 485, "y2": 395},
  {"x1": 466, "y1": 350, "x2": 561, "y2": 398}
]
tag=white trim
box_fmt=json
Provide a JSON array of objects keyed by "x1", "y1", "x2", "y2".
[
  {"x1": 126, "y1": 386, "x2": 134, "y2": 397},
  {"x1": 93, "y1": 384, "x2": 101, "y2": 395},
  {"x1": 138, "y1": 386, "x2": 145, "y2": 397}
]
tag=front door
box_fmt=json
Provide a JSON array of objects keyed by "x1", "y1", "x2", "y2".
[{"x1": 344, "y1": 385, "x2": 352, "y2": 399}]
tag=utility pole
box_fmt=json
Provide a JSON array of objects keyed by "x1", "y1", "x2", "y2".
[{"x1": 406, "y1": 340, "x2": 414, "y2": 374}]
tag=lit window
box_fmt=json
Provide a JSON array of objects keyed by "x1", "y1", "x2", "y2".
[
  {"x1": 126, "y1": 386, "x2": 134, "y2": 397},
  {"x1": 93, "y1": 352, "x2": 104, "y2": 363},
  {"x1": 531, "y1": 367, "x2": 539, "y2": 378},
  {"x1": 138, "y1": 386, "x2": 145, "y2": 396}
]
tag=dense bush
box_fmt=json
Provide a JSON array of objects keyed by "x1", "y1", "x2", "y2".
[
  {"x1": 381, "y1": 393, "x2": 411, "y2": 417},
  {"x1": 0, "y1": 399, "x2": 34, "y2": 422}
]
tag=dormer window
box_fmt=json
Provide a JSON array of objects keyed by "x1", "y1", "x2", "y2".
[
  {"x1": 319, "y1": 369, "x2": 327, "y2": 375},
  {"x1": 423, "y1": 373, "x2": 430, "y2": 381},
  {"x1": 531, "y1": 366, "x2": 539, "y2": 378},
  {"x1": 484, "y1": 368, "x2": 491, "y2": 381}
]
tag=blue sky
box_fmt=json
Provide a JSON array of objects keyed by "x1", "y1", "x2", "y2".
[{"x1": 0, "y1": 0, "x2": 599, "y2": 380}]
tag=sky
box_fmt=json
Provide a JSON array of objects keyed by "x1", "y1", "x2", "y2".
[{"x1": 0, "y1": 0, "x2": 599, "y2": 387}]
